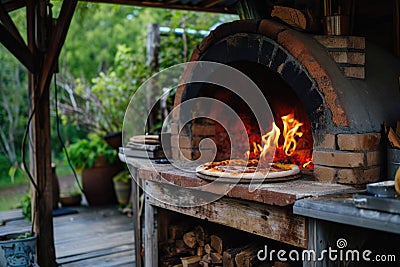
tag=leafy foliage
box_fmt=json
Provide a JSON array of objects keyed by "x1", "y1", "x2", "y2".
[
  {"x1": 0, "y1": 4, "x2": 238, "y2": 182},
  {"x1": 59, "y1": 45, "x2": 151, "y2": 134},
  {"x1": 67, "y1": 136, "x2": 117, "y2": 171},
  {"x1": 112, "y1": 169, "x2": 131, "y2": 183},
  {"x1": 20, "y1": 193, "x2": 31, "y2": 221}
]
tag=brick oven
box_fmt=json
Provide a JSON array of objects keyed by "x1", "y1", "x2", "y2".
[{"x1": 169, "y1": 19, "x2": 400, "y2": 185}]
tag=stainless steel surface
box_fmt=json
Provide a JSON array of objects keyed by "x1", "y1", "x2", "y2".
[
  {"x1": 366, "y1": 180, "x2": 397, "y2": 198},
  {"x1": 353, "y1": 193, "x2": 400, "y2": 214},
  {"x1": 323, "y1": 15, "x2": 350, "y2": 35},
  {"x1": 387, "y1": 147, "x2": 400, "y2": 180}
]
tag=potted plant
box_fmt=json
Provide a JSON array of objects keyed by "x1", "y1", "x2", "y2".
[
  {"x1": 67, "y1": 135, "x2": 123, "y2": 206},
  {"x1": 0, "y1": 231, "x2": 37, "y2": 267},
  {"x1": 112, "y1": 169, "x2": 132, "y2": 206},
  {"x1": 60, "y1": 190, "x2": 82, "y2": 207}
]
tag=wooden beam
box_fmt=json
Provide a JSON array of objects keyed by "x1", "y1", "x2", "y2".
[
  {"x1": 38, "y1": 0, "x2": 77, "y2": 96},
  {"x1": 394, "y1": 0, "x2": 400, "y2": 57},
  {"x1": 2, "y1": 0, "x2": 26, "y2": 12},
  {"x1": 0, "y1": 2, "x2": 26, "y2": 45},
  {"x1": 80, "y1": 0, "x2": 236, "y2": 14},
  {"x1": 0, "y1": 24, "x2": 36, "y2": 73},
  {"x1": 201, "y1": 0, "x2": 226, "y2": 8}
]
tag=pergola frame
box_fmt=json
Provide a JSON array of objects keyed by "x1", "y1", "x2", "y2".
[{"x1": 0, "y1": 1, "x2": 237, "y2": 266}]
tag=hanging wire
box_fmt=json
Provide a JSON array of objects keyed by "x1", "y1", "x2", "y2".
[
  {"x1": 53, "y1": 74, "x2": 84, "y2": 193},
  {"x1": 21, "y1": 83, "x2": 40, "y2": 193}
]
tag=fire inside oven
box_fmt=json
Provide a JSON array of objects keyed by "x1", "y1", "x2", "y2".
[{"x1": 179, "y1": 61, "x2": 314, "y2": 171}]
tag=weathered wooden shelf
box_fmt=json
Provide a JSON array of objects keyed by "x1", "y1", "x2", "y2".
[{"x1": 123, "y1": 156, "x2": 357, "y2": 207}]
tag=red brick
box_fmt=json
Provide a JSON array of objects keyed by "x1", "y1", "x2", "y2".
[
  {"x1": 198, "y1": 31, "x2": 216, "y2": 53},
  {"x1": 172, "y1": 146, "x2": 180, "y2": 160},
  {"x1": 180, "y1": 148, "x2": 196, "y2": 160},
  {"x1": 341, "y1": 66, "x2": 365, "y2": 79},
  {"x1": 313, "y1": 165, "x2": 337, "y2": 183},
  {"x1": 314, "y1": 36, "x2": 365, "y2": 49},
  {"x1": 181, "y1": 135, "x2": 193, "y2": 148},
  {"x1": 316, "y1": 134, "x2": 336, "y2": 149},
  {"x1": 191, "y1": 124, "x2": 215, "y2": 136},
  {"x1": 258, "y1": 19, "x2": 288, "y2": 40},
  {"x1": 170, "y1": 134, "x2": 179, "y2": 148},
  {"x1": 313, "y1": 150, "x2": 365, "y2": 168},
  {"x1": 329, "y1": 51, "x2": 365, "y2": 65},
  {"x1": 337, "y1": 167, "x2": 381, "y2": 185},
  {"x1": 366, "y1": 151, "x2": 382, "y2": 166},
  {"x1": 337, "y1": 133, "x2": 381, "y2": 151},
  {"x1": 170, "y1": 123, "x2": 180, "y2": 135}
]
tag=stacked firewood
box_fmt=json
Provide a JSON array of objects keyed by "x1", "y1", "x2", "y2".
[{"x1": 160, "y1": 224, "x2": 291, "y2": 267}]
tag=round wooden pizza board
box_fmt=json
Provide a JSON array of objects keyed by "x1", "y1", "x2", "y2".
[{"x1": 196, "y1": 172, "x2": 301, "y2": 183}]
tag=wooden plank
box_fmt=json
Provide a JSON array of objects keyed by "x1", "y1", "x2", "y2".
[
  {"x1": 144, "y1": 198, "x2": 158, "y2": 266},
  {"x1": 56, "y1": 244, "x2": 135, "y2": 265},
  {"x1": 54, "y1": 223, "x2": 132, "y2": 246},
  {"x1": 145, "y1": 181, "x2": 308, "y2": 248},
  {"x1": 55, "y1": 229, "x2": 133, "y2": 258},
  {"x1": 59, "y1": 249, "x2": 135, "y2": 267},
  {"x1": 131, "y1": 167, "x2": 143, "y2": 267},
  {"x1": 0, "y1": 209, "x2": 24, "y2": 222}
]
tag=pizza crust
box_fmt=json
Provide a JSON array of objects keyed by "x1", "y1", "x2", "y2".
[{"x1": 196, "y1": 161, "x2": 300, "y2": 179}]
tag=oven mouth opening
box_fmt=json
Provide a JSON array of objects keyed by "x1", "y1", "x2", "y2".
[{"x1": 180, "y1": 60, "x2": 314, "y2": 171}]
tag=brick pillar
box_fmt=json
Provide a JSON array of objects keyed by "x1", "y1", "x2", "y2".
[{"x1": 313, "y1": 133, "x2": 382, "y2": 184}]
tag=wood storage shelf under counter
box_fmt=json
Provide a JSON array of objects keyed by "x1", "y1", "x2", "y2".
[{"x1": 121, "y1": 156, "x2": 361, "y2": 266}]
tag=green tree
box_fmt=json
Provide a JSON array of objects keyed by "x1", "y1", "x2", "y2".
[
  {"x1": 56, "y1": 5, "x2": 237, "y2": 134},
  {"x1": 60, "y1": 3, "x2": 146, "y2": 80},
  {"x1": 0, "y1": 8, "x2": 28, "y2": 171},
  {"x1": 58, "y1": 44, "x2": 150, "y2": 134}
]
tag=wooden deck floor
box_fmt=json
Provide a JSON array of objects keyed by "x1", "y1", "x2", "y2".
[{"x1": 0, "y1": 206, "x2": 136, "y2": 266}]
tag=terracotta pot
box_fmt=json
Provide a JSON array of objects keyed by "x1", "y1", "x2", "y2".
[
  {"x1": 60, "y1": 194, "x2": 82, "y2": 207},
  {"x1": 103, "y1": 131, "x2": 122, "y2": 149},
  {"x1": 82, "y1": 163, "x2": 122, "y2": 206}
]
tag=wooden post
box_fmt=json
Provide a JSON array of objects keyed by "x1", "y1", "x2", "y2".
[
  {"x1": 27, "y1": 1, "x2": 56, "y2": 266},
  {"x1": 144, "y1": 196, "x2": 158, "y2": 266},
  {"x1": 131, "y1": 167, "x2": 142, "y2": 267},
  {"x1": 26, "y1": 1, "x2": 77, "y2": 266},
  {"x1": 145, "y1": 23, "x2": 160, "y2": 134},
  {"x1": 394, "y1": 0, "x2": 400, "y2": 57},
  {"x1": 27, "y1": 1, "x2": 56, "y2": 267}
]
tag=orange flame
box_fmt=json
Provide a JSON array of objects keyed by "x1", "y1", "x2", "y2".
[
  {"x1": 281, "y1": 114, "x2": 303, "y2": 156},
  {"x1": 245, "y1": 113, "x2": 311, "y2": 168},
  {"x1": 259, "y1": 122, "x2": 280, "y2": 160}
]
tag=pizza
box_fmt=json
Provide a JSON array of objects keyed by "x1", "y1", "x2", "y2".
[{"x1": 196, "y1": 159, "x2": 300, "y2": 179}]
